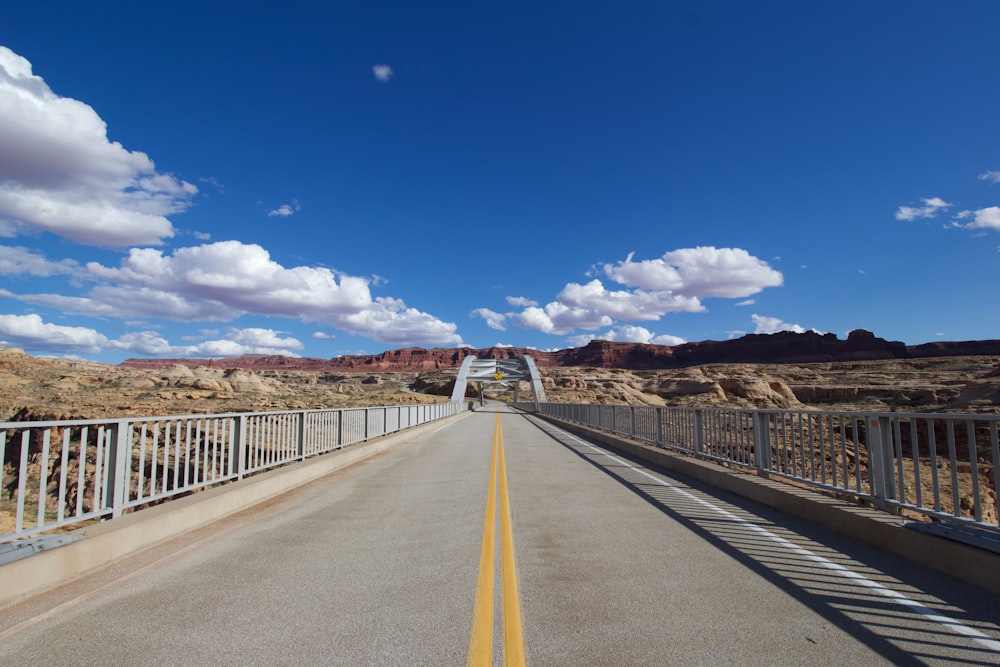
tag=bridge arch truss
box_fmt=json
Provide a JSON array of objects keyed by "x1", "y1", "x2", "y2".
[{"x1": 449, "y1": 355, "x2": 547, "y2": 407}]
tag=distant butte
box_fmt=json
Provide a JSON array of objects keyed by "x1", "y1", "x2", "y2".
[{"x1": 119, "y1": 330, "x2": 1000, "y2": 373}]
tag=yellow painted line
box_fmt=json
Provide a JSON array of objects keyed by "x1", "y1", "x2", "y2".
[
  {"x1": 467, "y1": 418, "x2": 498, "y2": 666},
  {"x1": 497, "y1": 413, "x2": 526, "y2": 666},
  {"x1": 467, "y1": 411, "x2": 527, "y2": 666}
]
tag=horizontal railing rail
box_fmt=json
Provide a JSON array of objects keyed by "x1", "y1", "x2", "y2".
[
  {"x1": 1, "y1": 402, "x2": 463, "y2": 545},
  {"x1": 517, "y1": 402, "x2": 1000, "y2": 533}
]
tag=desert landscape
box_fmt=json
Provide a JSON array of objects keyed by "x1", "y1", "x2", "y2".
[
  {"x1": 2, "y1": 329, "x2": 1000, "y2": 422},
  {"x1": 3, "y1": 330, "x2": 1000, "y2": 535}
]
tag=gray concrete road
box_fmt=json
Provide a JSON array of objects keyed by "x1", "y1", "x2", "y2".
[{"x1": 1, "y1": 406, "x2": 998, "y2": 665}]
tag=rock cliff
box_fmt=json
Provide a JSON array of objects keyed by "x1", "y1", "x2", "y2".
[{"x1": 120, "y1": 329, "x2": 1000, "y2": 373}]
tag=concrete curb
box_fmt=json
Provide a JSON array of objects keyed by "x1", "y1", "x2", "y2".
[
  {"x1": 0, "y1": 413, "x2": 468, "y2": 609},
  {"x1": 533, "y1": 414, "x2": 1000, "y2": 596}
]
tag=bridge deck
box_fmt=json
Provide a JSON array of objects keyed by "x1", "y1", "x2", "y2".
[{"x1": 1, "y1": 406, "x2": 998, "y2": 664}]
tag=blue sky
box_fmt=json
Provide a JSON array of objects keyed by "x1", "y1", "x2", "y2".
[{"x1": 1, "y1": 2, "x2": 998, "y2": 363}]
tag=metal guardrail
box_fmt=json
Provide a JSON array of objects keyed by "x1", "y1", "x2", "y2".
[
  {"x1": 519, "y1": 403, "x2": 1000, "y2": 533},
  {"x1": 1, "y1": 402, "x2": 463, "y2": 544}
]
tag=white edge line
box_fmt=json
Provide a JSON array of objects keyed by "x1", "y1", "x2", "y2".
[{"x1": 564, "y1": 431, "x2": 1000, "y2": 654}]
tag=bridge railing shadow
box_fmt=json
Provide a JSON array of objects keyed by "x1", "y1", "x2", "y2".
[{"x1": 521, "y1": 413, "x2": 1000, "y2": 665}]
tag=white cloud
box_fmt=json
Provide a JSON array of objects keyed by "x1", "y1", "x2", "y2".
[
  {"x1": 895, "y1": 196, "x2": 952, "y2": 221},
  {"x1": 751, "y1": 314, "x2": 806, "y2": 334},
  {"x1": 979, "y1": 170, "x2": 1000, "y2": 184},
  {"x1": 5, "y1": 240, "x2": 462, "y2": 347},
  {"x1": 506, "y1": 296, "x2": 537, "y2": 308},
  {"x1": 311, "y1": 331, "x2": 336, "y2": 340},
  {"x1": 651, "y1": 333, "x2": 686, "y2": 346},
  {"x1": 566, "y1": 333, "x2": 597, "y2": 347},
  {"x1": 567, "y1": 325, "x2": 686, "y2": 347},
  {"x1": 735, "y1": 299, "x2": 755, "y2": 306},
  {"x1": 604, "y1": 247, "x2": 783, "y2": 298},
  {"x1": 0, "y1": 246, "x2": 80, "y2": 277},
  {"x1": 0, "y1": 313, "x2": 305, "y2": 357},
  {"x1": 502, "y1": 246, "x2": 780, "y2": 337},
  {"x1": 0, "y1": 313, "x2": 108, "y2": 354},
  {"x1": 952, "y1": 206, "x2": 1000, "y2": 232},
  {"x1": 0, "y1": 46, "x2": 196, "y2": 246},
  {"x1": 471, "y1": 308, "x2": 507, "y2": 330},
  {"x1": 372, "y1": 64, "x2": 393, "y2": 82},
  {"x1": 267, "y1": 200, "x2": 301, "y2": 217}
]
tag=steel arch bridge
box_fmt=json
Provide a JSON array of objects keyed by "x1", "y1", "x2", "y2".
[{"x1": 449, "y1": 355, "x2": 546, "y2": 406}]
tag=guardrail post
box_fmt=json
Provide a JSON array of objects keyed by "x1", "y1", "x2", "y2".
[
  {"x1": 364, "y1": 408, "x2": 370, "y2": 441},
  {"x1": 655, "y1": 407, "x2": 663, "y2": 446},
  {"x1": 753, "y1": 411, "x2": 771, "y2": 478},
  {"x1": 694, "y1": 409, "x2": 705, "y2": 456},
  {"x1": 297, "y1": 411, "x2": 307, "y2": 461},
  {"x1": 104, "y1": 420, "x2": 131, "y2": 518},
  {"x1": 232, "y1": 415, "x2": 247, "y2": 479},
  {"x1": 629, "y1": 407, "x2": 636, "y2": 439},
  {"x1": 867, "y1": 416, "x2": 896, "y2": 510}
]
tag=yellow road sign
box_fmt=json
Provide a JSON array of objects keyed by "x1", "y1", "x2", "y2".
[{"x1": 494, "y1": 371, "x2": 504, "y2": 381}]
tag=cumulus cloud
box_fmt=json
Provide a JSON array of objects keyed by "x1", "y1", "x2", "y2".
[
  {"x1": 567, "y1": 325, "x2": 686, "y2": 348},
  {"x1": 0, "y1": 313, "x2": 109, "y2": 355},
  {"x1": 471, "y1": 308, "x2": 507, "y2": 330},
  {"x1": 603, "y1": 247, "x2": 782, "y2": 298},
  {"x1": 895, "y1": 197, "x2": 952, "y2": 221},
  {"x1": 491, "y1": 246, "x2": 781, "y2": 338},
  {"x1": 0, "y1": 313, "x2": 305, "y2": 357},
  {"x1": 3, "y1": 240, "x2": 462, "y2": 347},
  {"x1": 372, "y1": 64, "x2": 393, "y2": 82},
  {"x1": 952, "y1": 206, "x2": 1000, "y2": 232},
  {"x1": 0, "y1": 245, "x2": 80, "y2": 277},
  {"x1": 751, "y1": 314, "x2": 807, "y2": 334},
  {"x1": 0, "y1": 46, "x2": 196, "y2": 246},
  {"x1": 267, "y1": 200, "x2": 301, "y2": 217},
  {"x1": 979, "y1": 170, "x2": 1000, "y2": 184},
  {"x1": 506, "y1": 296, "x2": 537, "y2": 308}
]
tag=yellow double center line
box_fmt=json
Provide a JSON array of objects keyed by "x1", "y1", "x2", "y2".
[{"x1": 467, "y1": 412, "x2": 525, "y2": 666}]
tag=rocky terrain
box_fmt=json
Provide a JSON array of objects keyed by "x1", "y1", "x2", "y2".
[
  {"x1": 3, "y1": 338, "x2": 1000, "y2": 422},
  {"x1": 2, "y1": 335, "x2": 999, "y2": 535},
  {"x1": 119, "y1": 329, "x2": 1000, "y2": 373}
]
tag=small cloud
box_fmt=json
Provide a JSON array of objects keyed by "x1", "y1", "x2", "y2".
[
  {"x1": 312, "y1": 331, "x2": 336, "y2": 340},
  {"x1": 506, "y1": 295, "x2": 537, "y2": 308},
  {"x1": 267, "y1": 199, "x2": 301, "y2": 217},
  {"x1": 471, "y1": 308, "x2": 507, "y2": 331},
  {"x1": 979, "y1": 170, "x2": 1000, "y2": 184},
  {"x1": 751, "y1": 314, "x2": 807, "y2": 334},
  {"x1": 895, "y1": 197, "x2": 952, "y2": 221},
  {"x1": 566, "y1": 325, "x2": 685, "y2": 347},
  {"x1": 735, "y1": 299, "x2": 755, "y2": 307},
  {"x1": 951, "y1": 206, "x2": 1000, "y2": 233},
  {"x1": 199, "y1": 176, "x2": 225, "y2": 192},
  {"x1": 372, "y1": 64, "x2": 393, "y2": 82},
  {"x1": 193, "y1": 231, "x2": 211, "y2": 241}
]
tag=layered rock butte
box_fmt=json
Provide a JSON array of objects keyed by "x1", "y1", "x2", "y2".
[{"x1": 120, "y1": 329, "x2": 1000, "y2": 373}]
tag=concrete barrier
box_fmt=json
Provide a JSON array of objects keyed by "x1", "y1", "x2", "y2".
[
  {"x1": 533, "y1": 414, "x2": 1000, "y2": 596},
  {"x1": 0, "y1": 413, "x2": 468, "y2": 609}
]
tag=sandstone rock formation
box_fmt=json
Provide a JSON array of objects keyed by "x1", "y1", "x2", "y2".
[{"x1": 119, "y1": 329, "x2": 1000, "y2": 374}]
